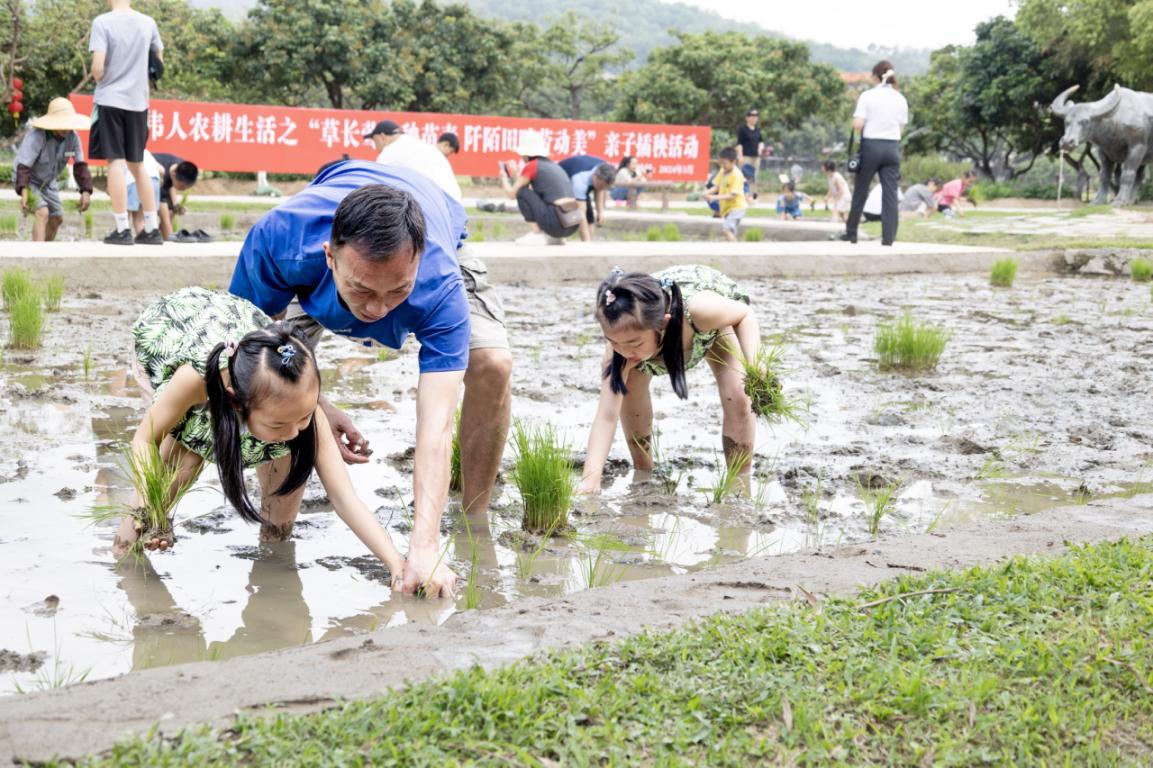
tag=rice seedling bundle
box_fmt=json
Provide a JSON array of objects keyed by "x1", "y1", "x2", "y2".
[{"x1": 510, "y1": 421, "x2": 575, "y2": 533}]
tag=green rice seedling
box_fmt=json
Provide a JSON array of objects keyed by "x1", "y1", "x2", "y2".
[
  {"x1": 989, "y1": 257, "x2": 1018, "y2": 288},
  {"x1": 1130, "y1": 258, "x2": 1153, "y2": 282},
  {"x1": 732, "y1": 341, "x2": 809, "y2": 426},
  {"x1": 1052, "y1": 314, "x2": 1071, "y2": 326},
  {"x1": 698, "y1": 450, "x2": 751, "y2": 505},
  {"x1": 82, "y1": 347, "x2": 93, "y2": 381},
  {"x1": 977, "y1": 455, "x2": 1009, "y2": 480},
  {"x1": 0, "y1": 214, "x2": 18, "y2": 234},
  {"x1": 661, "y1": 223, "x2": 681, "y2": 241},
  {"x1": 858, "y1": 477, "x2": 901, "y2": 535},
  {"x1": 375, "y1": 347, "x2": 396, "y2": 362},
  {"x1": 461, "y1": 517, "x2": 482, "y2": 610},
  {"x1": 83, "y1": 211, "x2": 94, "y2": 239},
  {"x1": 510, "y1": 421, "x2": 575, "y2": 533},
  {"x1": 577, "y1": 534, "x2": 626, "y2": 589},
  {"x1": 41, "y1": 274, "x2": 64, "y2": 312},
  {"x1": 743, "y1": 227, "x2": 764, "y2": 242},
  {"x1": 219, "y1": 214, "x2": 236, "y2": 232},
  {"x1": 1072, "y1": 481, "x2": 1092, "y2": 505},
  {"x1": 491, "y1": 221, "x2": 506, "y2": 239},
  {"x1": 8, "y1": 294, "x2": 43, "y2": 349},
  {"x1": 514, "y1": 515, "x2": 565, "y2": 580},
  {"x1": 644, "y1": 225, "x2": 662, "y2": 241},
  {"x1": 85, "y1": 441, "x2": 199, "y2": 557},
  {"x1": 2, "y1": 267, "x2": 34, "y2": 310},
  {"x1": 450, "y1": 408, "x2": 462, "y2": 493},
  {"x1": 873, "y1": 310, "x2": 950, "y2": 371}
]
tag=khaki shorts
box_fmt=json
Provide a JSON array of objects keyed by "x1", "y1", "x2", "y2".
[{"x1": 284, "y1": 250, "x2": 509, "y2": 353}]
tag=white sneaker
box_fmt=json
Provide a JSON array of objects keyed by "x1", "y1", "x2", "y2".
[
  {"x1": 547, "y1": 236, "x2": 567, "y2": 245},
  {"x1": 514, "y1": 232, "x2": 548, "y2": 246}
]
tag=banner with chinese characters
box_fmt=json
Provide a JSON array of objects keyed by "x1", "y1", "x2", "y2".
[{"x1": 69, "y1": 96, "x2": 711, "y2": 181}]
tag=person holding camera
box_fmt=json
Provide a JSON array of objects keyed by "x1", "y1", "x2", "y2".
[{"x1": 841, "y1": 60, "x2": 908, "y2": 246}]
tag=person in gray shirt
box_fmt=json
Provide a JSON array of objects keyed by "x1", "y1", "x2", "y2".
[
  {"x1": 88, "y1": 0, "x2": 163, "y2": 246},
  {"x1": 15, "y1": 98, "x2": 95, "y2": 241},
  {"x1": 899, "y1": 179, "x2": 940, "y2": 217}
]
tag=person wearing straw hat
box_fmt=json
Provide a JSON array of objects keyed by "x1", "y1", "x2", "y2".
[
  {"x1": 14, "y1": 97, "x2": 95, "y2": 242},
  {"x1": 498, "y1": 130, "x2": 580, "y2": 245}
]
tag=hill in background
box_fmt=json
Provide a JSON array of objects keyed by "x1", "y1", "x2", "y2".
[{"x1": 190, "y1": 0, "x2": 931, "y2": 73}]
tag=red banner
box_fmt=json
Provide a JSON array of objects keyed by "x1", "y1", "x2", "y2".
[{"x1": 69, "y1": 96, "x2": 710, "y2": 181}]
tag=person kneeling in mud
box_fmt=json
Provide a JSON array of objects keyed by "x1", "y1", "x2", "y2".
[
  {"x1": 114, "y1": 286, "x2": 405, "y2": 582},
  {"x1": 578, "y1": 265, "x2": 761, "y2": 493}
]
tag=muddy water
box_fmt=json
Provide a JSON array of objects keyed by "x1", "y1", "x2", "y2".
[{"x1": 2, "y1": 274, "x2": 1150, "y2": 694}]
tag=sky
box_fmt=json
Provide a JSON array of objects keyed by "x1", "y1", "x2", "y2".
[{"x1": 669, "y1": 0, "x2": 1018, "y2": 50}]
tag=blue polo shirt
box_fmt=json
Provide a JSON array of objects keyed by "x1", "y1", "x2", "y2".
[{"x1": 230, "y1": 161, "x2": 471, "y2": 373}]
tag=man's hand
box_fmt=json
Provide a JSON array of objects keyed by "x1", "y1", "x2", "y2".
[
  {"x1": 401, "y1": 543, "x2": 456, "y2": 598},
  {"x1": 19, "y1": 190, "x2": 29, "y2": 216},
  {"x1": 320, "y1": 398, "x2": 371, "y2": 464},
  {"x1": 77, "y1": 191, "x2": 91, "y2": 213}
]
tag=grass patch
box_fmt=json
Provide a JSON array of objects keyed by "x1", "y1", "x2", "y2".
[
  {"x1": 510, "y1": 421, "x2": 575, "y2": 534},
  {"x1": 644, "y1": 225, "x2": 662, "y2": 241},
  {"x1": 219, "y1": 213, "x2": 236, "y2": 232},
  {"x1": 41, "y1": 274, "x2": 64, "y2": 312},
  {"x1": 0, "y1": 213, "x2": 18, "y2": 234},
  {"x1": 874, "y1": 310, "x2": 950, "y2": 371},
  {"x1": 661, "y1": 222, "x2": 681, "y2": 242},
  {"x1": 1067, "y1": 203, "x2": 1112, "y2": 218},
  {"x1": 8, "y1": 293, "x2": 43, "y2": 349},
  {"x1": 1131, "y1": 258, "x2": 1153, "y2": 282},
  {"x1": 2, "y1": 267, "x2": 34, "y2": 310},
  {"x1": 65, "y1": 537, "x2": 1153, "y2": 766},
  {"x1": 743, "y1": 227, "x2": 764, "y2": 242},
  {"x1": 989, "y1": 257, "x2": 1018, "y2": 288}
]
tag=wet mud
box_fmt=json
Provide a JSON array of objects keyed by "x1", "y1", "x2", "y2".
[{"x1": 2, "y1": 272, "x2": 1152, "y2": 694}]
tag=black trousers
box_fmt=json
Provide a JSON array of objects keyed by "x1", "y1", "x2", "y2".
[
  {"x1": 846, "y1": 138, "x2": 901, "y2": 244},
  {"x1": 516, "y1": 186, "x2": 578, "y2": 239}
]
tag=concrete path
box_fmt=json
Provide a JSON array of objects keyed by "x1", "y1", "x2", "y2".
[
  {"x1": 1, "y1": 495, "x2": 1150, "y2": 764},
  {"x1": 0, "y1": 239, "x2": 1045, "y2": 293}
]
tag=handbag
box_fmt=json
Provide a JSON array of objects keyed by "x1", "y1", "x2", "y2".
[
  {"x1": 554, "y1": 197, "x2": 583, "y2": 228},
  {"x1": 846, "y1": 131, "x2": 862, "y2": 174}
]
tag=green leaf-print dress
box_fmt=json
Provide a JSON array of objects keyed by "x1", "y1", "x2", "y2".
[{"x1": 133, "y1": 287, "x2": 292, "y2": 468}]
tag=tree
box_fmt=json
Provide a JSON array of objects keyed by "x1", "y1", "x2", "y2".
[
  {"x1": 907, "y1": 18, "x2": 1059, "y2": 180},
  {"x1": 234, "y1": 0, "x2": 380, "y2": 108},
  {"x1": 510, "y1": 13, "x2": 633, "y2": 120},
  {"x1": 358, "y1": 0, "x2": 519, "y2": 114},
  {"x1": 614, "y1": 33, "x2": 846, "y2": 138}
]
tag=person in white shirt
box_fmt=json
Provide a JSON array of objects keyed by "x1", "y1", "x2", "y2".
[
  {"x1": 842, "y1": 60, "x2": 909, "y2": 246},
  {"x1": 365, "y1": 120, "x2": 463, "y2": 202}
]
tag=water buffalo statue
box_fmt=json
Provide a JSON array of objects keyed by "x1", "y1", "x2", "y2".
[{"x1": 1050, "y1": 84, "x2": 1153, "y2": 205}]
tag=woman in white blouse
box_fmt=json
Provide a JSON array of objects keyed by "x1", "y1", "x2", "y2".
[{"x1": 842, "y1": 60, "x2": 909, "y2": 245}]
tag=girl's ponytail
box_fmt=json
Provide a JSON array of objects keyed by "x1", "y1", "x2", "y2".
[
  {"x1": 660, "y1": 282, "x2": 688, "y2": 400},
  {"x1": 205, "y1": 342, "x2": 263, "y2": 524}
]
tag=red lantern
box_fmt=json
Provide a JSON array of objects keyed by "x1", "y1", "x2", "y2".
[
  {"x1": 11, "y1": 77, "x2": 23, "y2": 90},
  {"x1": 9, "y1": 100, "x2": 23, "y2": 115},
  {"x1": 10, "y1": 89, "x2": 22, "y2": 103}
]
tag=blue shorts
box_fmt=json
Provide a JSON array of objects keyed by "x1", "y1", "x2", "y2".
[{"x1": 126, "y1": 176, "x2": 161, "y2": 212}]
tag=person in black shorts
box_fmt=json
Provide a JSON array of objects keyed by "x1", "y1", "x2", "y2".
[
  {"x1": 736, "y1": 108, "x2": 764, "y2": 199},
  {"x1": 88, "y1": 0, "x2": 164, "y2": 245}
]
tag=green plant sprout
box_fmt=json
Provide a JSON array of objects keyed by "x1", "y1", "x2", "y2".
[
  {"x1": 858, "y1": 477, "x2": 901, "y2": 535},
  {"x1": 8, "y1": 293, "x2": 43, "y2": 349},
  {"x1": 989, "y1": 257, "x2": 1018, "y2": 288},
  {"x1": 82, "y1": 346, "x2": 93, "y2": 381},
  {"x1": 1130, "y1": 258, "x2": 1153, "y2": 282},
  {"x1": 644, "y1": 225, "x2": 662, "y2": 241},
  {"x1": 41, "y1": 274, "x2": 64, "y2": 312},
  {"x1": 514, "y1": 515, "x2": 566, "y2": 580},
  {"x1": 450, "y1": 408, "x2": 462, "y2": 493},
  {"x1": 219, "y1": 213, "x2": 236, "y2": 232},
  {"x1": 510, "y1": 421, "x2": 575, "y2": 534},
  {"x1": 576, "y1": 534, "x2": 627, "y2": 589},
  {"x1": 729, "y1": 340, "x2": 809, "y2": 426},
  {"x1": 698, "y1": 451, "x2": 751, "y2": 505},
  {"x1": 873, "y1": 310, "x2": 950, "y2": 371},
  {"x1": 461, "y1": 516, "x2": 482, "y2": 610},
  {"x1": 2, "y1": 267, "x2": 34, "y2": 310},
  {"x1": 743, "y1": 228, "x2": 764, "y2": 242}
]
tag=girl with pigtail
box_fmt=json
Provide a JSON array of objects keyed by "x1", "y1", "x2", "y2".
[
  {"x1": 115, "y1": 286, "x2": 404, "y2": 581},
  {"x1": 579, "y1": 265, "x2": 762, "y2": 493}
]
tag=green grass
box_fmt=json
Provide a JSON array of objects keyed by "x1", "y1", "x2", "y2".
[
  {"x1": 84, "y1": 210, "x2": 94, "y2": 239},
  {"x1": 63, "y1": 537, "x2": 1153, "y2": 766},
  {"x1": 858, "y1": 478, "x2": 901, "y2": 535},
  {"x1": 7, "y1": 293, "x2": 43, "y2": 349},
  {"x1": 989, "y1": 257, "x2": 1018, "y2": 288},
  {"x1": 1067, "y1": 203, "x2": 1112, "y2": 218},
  {"x1": 510, "y1": 421, "x2": 575, "y2": 534},
  {"x1": 0, "y1": 213, "x2": 19, "y2": 234},
  {"x1": 2, "y1": 267, "x2": 34, "y2": 310},
  {"x1": 82, "y1": 346, "x2": 93, "y2": 381},
  {"x1": 699, "y1": 451, "x2": 751, "y2": 505},
  {"x1": 644, "y1": 225, "x2": 662, "y2": 241},
  {"x1": 661, "y1": 222, "x2": 681, "y2": 242},
  {"x1": 40, "y1": 274, "x2": 64, "y2": 312},
  {"x1": 1130, "y1": 258, "x2": 1153, "y2": 282},
  {"x1": 743, "y1": 227, "x2": 764, "y2": 242},
  {"x1": 219, "y1": 213, "x2": 236, "y2": 232},
  {"x1": 874, "y1": 310, "x2": 951, "y2": 372}
]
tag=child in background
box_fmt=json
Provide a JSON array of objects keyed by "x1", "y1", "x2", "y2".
[
  {"x1": 116, "y1": 286, "x2": 405, "y2": 583},
  {"x1": 775, "y1": 181, "x2": 809, "y2": 221},
  {"x1": 578, "y1": 265, "x2": 760, "y2": 494},
  {"x1": 703, "y1": 147, "x2": 748, "y2": 241},
  {"x1": 936, "y1": 171, "x2": 977, "y2": 218},
  {"x1": 822, "y1": 160, "x2": 851, "y2": 223}
]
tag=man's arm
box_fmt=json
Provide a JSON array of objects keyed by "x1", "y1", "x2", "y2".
[
  {"x1": 400, "y1": 369, "x2": 464, "y2": 597},
  {"x1": 578, "y1": 202, "x2": 592, "y2": 241}
]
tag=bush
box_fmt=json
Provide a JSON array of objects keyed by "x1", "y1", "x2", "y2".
[{"x1": 900, "y1": 154, "x2": 972, "y2": 187}]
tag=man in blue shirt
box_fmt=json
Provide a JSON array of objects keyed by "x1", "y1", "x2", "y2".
[{"x1": 231, "y1": 161, "x2": 469, "y2": 597}]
